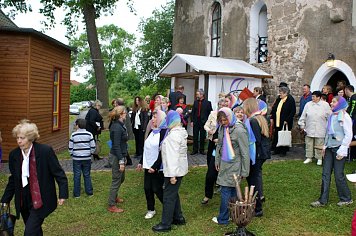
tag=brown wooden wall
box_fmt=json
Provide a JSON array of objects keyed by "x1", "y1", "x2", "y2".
[
  {"x1": 0, "y1": 33, "x2": 30, "y2": 160},
  {"x1": 0, "y1": 32, "x2": 71, "y2": 160}
]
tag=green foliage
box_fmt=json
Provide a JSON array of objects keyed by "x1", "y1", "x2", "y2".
[
  {"x1": 70, "y1": 83, "x2": 96, "y2": 104},
  {"x1": 136, "y1": 0, "x2": 174, "y2": 92}
]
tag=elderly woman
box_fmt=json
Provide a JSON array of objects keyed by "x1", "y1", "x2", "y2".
[
  {"x1": 137, "y1": 110, "x2": 167, "y2": 219},
  {"x1": 1, "y1": 120, "x2": 68, "y2": 235},
  {"x1": 298, "y1": 91, "x2": 332, "y2": 165},
  {"x1": 201, "y1": 98, "x2": 226, "y2": 205},
  {"x1": 212, "y1": 107, "x2": 249, "y2": 225},
  {"x1": 107, "y1": 106, "x2": 128, "y2": 213},
  {"x1": 270, "y1": 86, "x2": 296, "y2": 157},
  {"x1": 311, "y1": 96, "x2": 353, "y2": 207},
  {"x1": 85, "y1": 99, "x2": 103, "y2": 160},
  {"x1": 152, "y1": 111, "x2": 188, "y2": 233}
]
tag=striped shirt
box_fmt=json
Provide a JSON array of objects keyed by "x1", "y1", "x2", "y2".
[{"x1": 69, "y1": 129, "x2": 96, "y2": 160}]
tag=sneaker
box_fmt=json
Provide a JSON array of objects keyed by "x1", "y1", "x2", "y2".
[
  {"x1": 337, "y1": 200, "x2": 353, "y2": 206},
  {"x1": 310, "y1": 200, "x2": 325, "y2": 207},
  {"x1": 303, "y1": 158, "x2": 312, "y2": 164},
  {"x1": 144, "y1": 210, "x2": 156, "y2": 219},
  {"x1": 212, "y1": 216, "x2": 218, "y2": 224},
  {"x1": 317, "y1": 160, "x2": 322, "y2": 166}
]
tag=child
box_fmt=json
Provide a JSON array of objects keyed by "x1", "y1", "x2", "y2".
[{"x1": 69, "y1": 119, "x2": 96, "y2": 198}]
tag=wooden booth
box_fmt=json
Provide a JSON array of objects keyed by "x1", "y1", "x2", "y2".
[{"x1": 0, "y1": 23, "x2": 74, "y2": 160}]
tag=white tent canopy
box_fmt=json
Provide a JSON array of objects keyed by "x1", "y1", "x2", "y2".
[{"x1": 158, "y1": 53, "x2": 273, "y2": 79}]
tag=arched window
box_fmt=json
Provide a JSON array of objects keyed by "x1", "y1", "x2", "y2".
[
  {"x1": 250, "y1": 1, "x2": 268, "y2": 63},
  {"x1": 211, "y1": 3, "x2": 221, "y2": 57}
]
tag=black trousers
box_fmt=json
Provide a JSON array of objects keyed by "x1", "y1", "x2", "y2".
[
  {"x1": 272, "y1": 125, "x2": 289, "y2": 154},
  {"x1": 21, "y1": 207, "x2": 44, "y2": 236},
  {"x1": 193, "y1": 120, "x2": 206, "y2": 152},
  {"x1": 161, "y1": 177, "x2": 184, "y2": 226},
  {"x1": 144, "y1": 169, "x2": 164, "y2": 211},
  {"x1": 246, "y1": 159, "x2": 266, "y2": 213},
  {"x1": 204, "y1": 156, "x2": 218, "y2": 199},
  {"x1": 133, "y1": 126, "x2": 144, "y2": 156},
  {"x1": 349, "y1": 120, "x2": 356, "y2": 160},
  {"x1": 206, "y1": 140, "x2": 215, "y2": 166}
]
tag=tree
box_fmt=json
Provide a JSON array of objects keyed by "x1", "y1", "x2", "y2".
[
  {"x1": 136, "y1": 0, "x2": 174, "y2": 93},
  {"x1": 70, "y1": 24, "x2": 135, "y2": 86},
  {"x1": 0, "y1": 0, "x2": 134, "y2": 108},
  {"x1": 70, "y1": 83, "x2": 96, "y2": 103}
]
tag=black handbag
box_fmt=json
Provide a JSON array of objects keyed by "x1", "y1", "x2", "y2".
[{"x1": 0, "y1": 203, "x2": 16, "y2": 236}]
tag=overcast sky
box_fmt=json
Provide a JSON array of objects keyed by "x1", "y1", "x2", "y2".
[{"x1": 3, "y1": 0, "x2": 169, "y2": 82}]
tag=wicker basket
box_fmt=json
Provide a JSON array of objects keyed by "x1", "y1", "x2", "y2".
[{"x1": 228, "y1": 197, "x2": 256, "y2": 227}]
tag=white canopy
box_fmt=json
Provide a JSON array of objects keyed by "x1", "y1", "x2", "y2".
[{"x1": 158, "y1": 53, "x2": 273, "y2": 79}]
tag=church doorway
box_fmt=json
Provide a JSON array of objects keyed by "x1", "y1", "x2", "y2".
[{"x1": 310, "y1": 60, "x2": 356, "y2": 93}]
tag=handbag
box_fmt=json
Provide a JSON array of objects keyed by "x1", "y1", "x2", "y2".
[
  {"x1": 276, "y1": 124, "x2": 292, "y2": 147},
  {"x1": 0, "y1": 203, "x2": 16, "y2": 236},
  {"x1": 93, "y1": 139, "x2": 101, "y2": 155}
]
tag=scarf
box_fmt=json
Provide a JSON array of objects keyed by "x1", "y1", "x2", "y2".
[
  {"x1": 228, "y1": 93, "x2": 240, "y2": 110},
  {"x1": 258, "y1": 100, "x2": 268, "y2": 116},
  {"x1": 327, "y1": 96, "x2": 348, "y2": 135},
  {"x1": 244, "y1": 118, "x2": 256, "y2": 165},
  {"x1": 152, "y1": 110, "x2": 167, "y2": 134},
  {"x1": 161, "y1": 110, "x2": 182, "y2": 145},
  {"x1": 29, "y1": 147, "x2": 43, "y2": 209},
  {"x1": 219, "y1": 107, "x2": 236, "y2": 162}
]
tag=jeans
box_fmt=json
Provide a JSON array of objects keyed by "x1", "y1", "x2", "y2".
[
  {"x1": 217, "y1": 186, "x2": 237, "y2": 224},
  {"x1": 319, "y1": 147, "x2": 351, "y2": 204},
  {"x1": 73, "y1": 159, "x2": 93, "y2": 197}
]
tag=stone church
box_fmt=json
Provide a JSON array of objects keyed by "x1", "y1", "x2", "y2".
[{"x1": 172, "y1": 0, "x2": 356, "y2": 107}]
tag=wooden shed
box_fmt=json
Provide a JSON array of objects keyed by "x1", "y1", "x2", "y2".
[{"x1": 0, "y1": 13, "x2": 74, "y2": 161}]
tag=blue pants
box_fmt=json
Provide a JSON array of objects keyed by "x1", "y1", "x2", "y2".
[
  {"x1": 73, "y1": 159, "x2": 93, "y2": 197},
  {"x1": 319, "y1": 147, "x2": 351, "y2": 204},
  {"x1": 217, "y1": 186, "x2": 237, "y2": 224}
]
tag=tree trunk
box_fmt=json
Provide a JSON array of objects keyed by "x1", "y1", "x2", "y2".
[{"x1": 82, "y1": 3, "x2": 108, "y2": 108}]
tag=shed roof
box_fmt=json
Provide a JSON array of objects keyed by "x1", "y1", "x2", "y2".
[
  {"x1": 158, "y1": 54, "x2": 273, "y2": 79},
  {"x1": 0, "y1": 10, "x2": 17, "y2": 28}
]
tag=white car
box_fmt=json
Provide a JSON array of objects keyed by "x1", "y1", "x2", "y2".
[
  {"x1": 81, "y1": 101, "x2": 91, "y2": 108},
  {"x1": 72, "y1": 102, "x2": 84, "y2": 110},
  {"x1": 69, "y1": 105, "x2": 80, "y2": 115}
]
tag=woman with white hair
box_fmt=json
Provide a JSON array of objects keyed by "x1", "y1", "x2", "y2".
[{"x1": 1, "y1": 120, "x2": 68, "y2": 235}]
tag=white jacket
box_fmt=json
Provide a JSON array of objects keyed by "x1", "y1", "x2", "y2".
[
  {"x1": 161, "y1": 126, "x2": 188, "y2": 177},
  {"x1": 298, "y1": 100, "x2": 331, "y2": 138}
]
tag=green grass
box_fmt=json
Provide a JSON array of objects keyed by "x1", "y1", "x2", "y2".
[{"x1": 1, "y1": 160, "x2": 356, "y2": 235}]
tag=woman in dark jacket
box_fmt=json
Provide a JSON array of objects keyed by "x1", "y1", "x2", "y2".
[
  {"x1": 270, "y1": 86, "x2": 296, "y2": 156},
  {"x1": 1, "y1": 120, "x2": 68, "y2": 235},
  {"x1": 131, "y1": 96, "x2": 149, "y2": 159},
  {"x1": 85, "y1": 100, "x2": 103, "y2": 160},
  {"x1": 137, "y1": 110, "x2": 167, "y2": 219},
  {"x1": 244, "y1": 98, "x2": 271, "y2": 217},
  {"x1": 107, "y1": 106, "x2": 128, "y2": 213}
]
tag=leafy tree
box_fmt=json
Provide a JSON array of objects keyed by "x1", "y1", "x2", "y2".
[
  {"x1": 0, "y1": 0, "x2": 134, "y2": 108},
  {"x1": 70, "y1": 83, "x2": 96, "y2": 103},
  {"x1": 70, "y1": 24, "x2": 135, "y2": 86},
  {"x1": 136, "y1": 0, "x2": 174, "y2": 93}
]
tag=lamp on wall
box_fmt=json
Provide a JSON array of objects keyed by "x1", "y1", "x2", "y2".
[{"x1": 326, "y1": 53, "x2": 335, "y2": 67}]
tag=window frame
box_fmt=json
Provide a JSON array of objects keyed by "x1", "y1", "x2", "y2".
[
  {"x1": 52, "y1": 67, "x2": 62, "y2": 131},
  {"x1": 211, "y1": 3, "x2": 221, "y2": 57}
]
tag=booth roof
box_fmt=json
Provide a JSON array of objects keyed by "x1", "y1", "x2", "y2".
[{"x1": 158, "y1": 54, "x2": 273, "y2": 79}]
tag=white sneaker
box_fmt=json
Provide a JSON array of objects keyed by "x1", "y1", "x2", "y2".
[
  {"x1": 212, "y1": 216, "x2": 218, "y2": 224},
  {"x1": 317, "y1": 160, "x2": 322, "y2": 166},
  {"x1": 144, "y1": 210, "x2": 156, "y2": 219},
  {"x1": 303, "y1": 158, "x2": 312, "y2": 164}
]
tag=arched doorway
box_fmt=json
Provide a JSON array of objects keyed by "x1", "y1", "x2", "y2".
[{"x1": 310, "y1": 60, "x2": 356, "y2": 93}]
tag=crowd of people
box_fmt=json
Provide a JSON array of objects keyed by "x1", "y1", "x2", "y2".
[{"x1": 2, "y1": 80, "x2": 356, "y2": 234}]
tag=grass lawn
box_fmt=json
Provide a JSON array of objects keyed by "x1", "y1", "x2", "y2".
[{"x1": 1, "y1": 160, "x2": 356, "y2": 235}]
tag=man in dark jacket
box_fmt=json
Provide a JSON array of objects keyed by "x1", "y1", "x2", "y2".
[
  {"x1": 191, "y1": 89, "x2": 212, "y2": 155},
  {"x1": 169, "y1": 85, "x2": 186, "y2": 108}
]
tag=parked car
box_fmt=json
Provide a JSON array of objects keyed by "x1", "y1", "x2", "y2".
[
  {"x1": 81, "y1": 101, "x2": 91, "y2": 108},
  {"x1": 70, "y1": 105, "x2": 80, "y2": 115},
  {"x1": 72, "y1": 102, "x2": 84, "y2": 110}
]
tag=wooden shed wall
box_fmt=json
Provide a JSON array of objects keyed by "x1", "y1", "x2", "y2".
[
  {"x1": 28, "y1": 36, "x2": 71, "y2": 154},
  {"x1": 0, "y1": 32, "x2": 71, "y2": 160},
  {"x1": 0, "y1": 34, "x2": 29, "y2": 160}
]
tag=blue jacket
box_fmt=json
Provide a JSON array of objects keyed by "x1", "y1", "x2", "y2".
[{"x1": 299, "y1": 93, "x2": 312, "y2": 116}]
